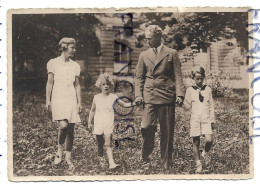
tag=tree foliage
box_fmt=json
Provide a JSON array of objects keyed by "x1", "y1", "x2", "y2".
[
  {"x1": 12, "y1": 14, "x2": 102, "y2": 76},
  {"x1": 134, "y1": 12, "x2": 248, "y2": 51}
]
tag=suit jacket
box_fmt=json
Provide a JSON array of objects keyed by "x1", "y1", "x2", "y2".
[{"x1": 135, "y1": 45, "x2": 184, "y2": 104}]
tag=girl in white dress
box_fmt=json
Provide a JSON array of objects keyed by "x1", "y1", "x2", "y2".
[
  {"x1": 184, "y1": 66, "x2": 215, "y2": 173},
  {"x1": 46, "y1": 38, "x2": 82, "y2": 170},
  {"x1": 88, "y1": 73, "x2": 135, "y2": 169}
]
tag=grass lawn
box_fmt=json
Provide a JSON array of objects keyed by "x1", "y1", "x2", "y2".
[{"x1": 12, "y1": 82, "x2": 250, "y2": 176}]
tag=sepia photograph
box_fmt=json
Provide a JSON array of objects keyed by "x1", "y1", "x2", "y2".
[{"x1": 8, "y1": 8, "x2": 252, "y2": 180}]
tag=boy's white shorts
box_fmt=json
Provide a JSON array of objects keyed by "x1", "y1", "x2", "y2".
[{"x1": 190, "y1": 120, "x2": 212, "y2": 137}]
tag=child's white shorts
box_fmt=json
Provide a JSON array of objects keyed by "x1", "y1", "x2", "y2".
[
  {"x1": 190, "y1": 118, "x2": 212, "y2": 137},
  {"x1": 94, "y1": 112, "x2": 114, "y2": 135}
]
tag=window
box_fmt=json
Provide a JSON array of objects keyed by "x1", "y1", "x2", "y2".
[
  {"x1": 113, "y1": 39, "x2": 132, "y2": 75},
  {"x1": 202, "y1": 47, "x2": 207, "y2": 53}
]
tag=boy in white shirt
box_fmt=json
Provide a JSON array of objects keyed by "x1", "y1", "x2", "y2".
[{"x1": 184, "y1": 66, "x2": 215, "y2": 173}]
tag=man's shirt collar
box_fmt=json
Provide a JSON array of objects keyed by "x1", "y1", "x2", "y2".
[{"x1": 154, "y1": 43, "x2": 163, "y2": 54}]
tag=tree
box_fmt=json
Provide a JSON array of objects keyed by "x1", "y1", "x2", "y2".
[
  {"x1": 134, "y1": 12, "x2": 248, "y2": 51},
  {"x1": 12, "y1": 14, "x2": 102, "y2": 76}
]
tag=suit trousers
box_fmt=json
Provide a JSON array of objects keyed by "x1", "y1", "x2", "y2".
[{"x1": 141, "y1": 103, "x2": 175, "y2": 168}]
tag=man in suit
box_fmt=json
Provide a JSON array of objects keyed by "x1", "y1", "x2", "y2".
[{"x1": 135, "y1": 25, "x2": 184, "y2": 169}]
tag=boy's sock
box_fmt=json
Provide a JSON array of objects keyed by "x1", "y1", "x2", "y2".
[
  {"x1": 195, "y1": 160, "x2": 202, "y2": 173},
  {"x1": 196, "y1": 160, "x2": 201, "y2": 165}
]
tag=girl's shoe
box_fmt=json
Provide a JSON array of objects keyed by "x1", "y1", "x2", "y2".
[
  {"x1": 195, "y1": 161, "x2": 202, "y2": 173},
  {"x1": 109, "y1": 163, "x2": 119, "y2": 169},
  {"x1": 65, "y1": 151, "x2": 74, "y2": 171},
  {"x1": 54, "y1": 151, "x2": 63, "y2": 165},
  {"x1": 66, "y1": 158, "x2": 75, "y2": 171}
]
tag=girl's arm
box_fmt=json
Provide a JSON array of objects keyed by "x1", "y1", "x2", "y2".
[
  {"x1": 46, "y1": 73, "x2": 54, "y2": 109},
  {"x1": 117, "y1": 99, "x2": 136, "y2": 108},
  {"x1": 75, "y1": 76, "x2": 82, "y2": 113},
  {"x1": 209, "y1": 89, "x2": 215, "y2": 123},
  {"x1": 183, "y1": 87, "x2": 192, "y2": 109},
  {"x1": 88, "y1": 99, "x2": 96, "y2": 127}
]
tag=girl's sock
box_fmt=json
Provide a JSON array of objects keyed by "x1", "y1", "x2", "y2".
[
  {"x1": 65, "y1": 151, "x2": 72, "y2": 161},
  {"x1": 65, "y1": 151, "x2": 74, "y2": 170},
  {"x1": 106, "y1": 146, "x2": 116, "y2": 167},
  {"x1": 54, "y1": 145, "x2": 64, "y2": 164}
]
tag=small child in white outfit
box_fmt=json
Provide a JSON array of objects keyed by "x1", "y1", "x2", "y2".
[
  {"x1": 88, "y1": 73, "x2": 135, "y2": 169},
  {"x1": 184, "y1": 66, "x2": 215, "y2": 173}
]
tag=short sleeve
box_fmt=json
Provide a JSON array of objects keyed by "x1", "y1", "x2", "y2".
[
  {"x1": 111, "y1": 93, "x2": 119, "y2": 104},
  {"x1": 47, "y1": 59, "x2": 55, "y2": 74},
  {"x1": 75, "y1": 63, "x2": 80, "y2": 77}
]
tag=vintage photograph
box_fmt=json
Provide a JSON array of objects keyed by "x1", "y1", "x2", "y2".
[{"x1": 8, "y1": 8, "x2": 252, "y2": 180}]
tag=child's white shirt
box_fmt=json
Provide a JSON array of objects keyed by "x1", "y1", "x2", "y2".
[{"x1": 184, "y1": 85, "x2": 215, "y2": 124}]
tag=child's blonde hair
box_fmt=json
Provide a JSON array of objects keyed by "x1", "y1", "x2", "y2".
[
  {"x1": 95, "y1": 72, "x2": 114, "y2": 88},
  {"x1": 191, "y1": 66, "x2": 206, "y2": 79}
]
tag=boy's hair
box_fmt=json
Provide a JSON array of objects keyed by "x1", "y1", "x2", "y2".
[
  {"x1": 191, "y1": 66, "x2": 206, "y2": 78},
  {"x1": 95, "y1": 72, "x2": 114, "y2": 88}
]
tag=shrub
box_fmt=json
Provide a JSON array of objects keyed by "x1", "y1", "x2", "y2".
[
  {"x1": 205, "y1": 71, "x2": 232, "y2": 98},
  {"x1": 183, "y1": 70, "x2": 233, "y2": 98}
]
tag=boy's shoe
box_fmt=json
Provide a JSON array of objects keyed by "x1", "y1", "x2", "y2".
[
  {"x1": 195, "y1": 160, "x2": 202, "y2": 174},
  {"x1": 201, "y1": 150, "x2": 211, "y2": 166},
  {"x1": 54, "y1": 151, "x2": 63, "y2": 165},
  {"x1": 109, "y1": 163, "x2": 119, "y2": 169}
]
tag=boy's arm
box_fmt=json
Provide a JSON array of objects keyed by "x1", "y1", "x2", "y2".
[
  {"x1": 209, "y1": 89, "x2": 215, "y2": 123},
  {"x1": 183, "y1": 87, "x2": 192, "y2": 109}
]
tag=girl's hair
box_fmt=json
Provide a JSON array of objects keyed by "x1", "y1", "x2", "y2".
[
  {"x1": 58, "y1": 37, "x2": 76, "y2": 52},
  {"x1": 191, "y1": 66, "x2": 206, "y2": 78},
  {"x1": 95, "y1": 72, "x2": 114, "y2": 88}
]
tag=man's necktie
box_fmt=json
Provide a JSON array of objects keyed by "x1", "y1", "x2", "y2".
[{"x1": 153, "y1": 48, "x2": 158, "y2": 56}]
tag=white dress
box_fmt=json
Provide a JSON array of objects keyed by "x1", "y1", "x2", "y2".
[
  {"x1": 93, "y1": 93, "x2": 118, "y2": 135},
  {"x1": 47, "y1": 57, "x2": 81, "y2": 123}
]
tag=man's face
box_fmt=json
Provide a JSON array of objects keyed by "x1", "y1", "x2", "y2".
[{"x1": 145, "y1": 33, "x2": 161, "y2": 48}]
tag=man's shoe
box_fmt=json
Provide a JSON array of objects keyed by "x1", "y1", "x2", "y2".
[{"x1": 141, "y1": 157, "x2": 150, "y2": 165}]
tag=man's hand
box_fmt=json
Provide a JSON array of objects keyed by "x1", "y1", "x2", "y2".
[
  {"x1": 176, "y1": 96, "x2": 184, "y2": 107},
  {"x1": 135, "y1": 97, "x2": 144, "y2": 106}
]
